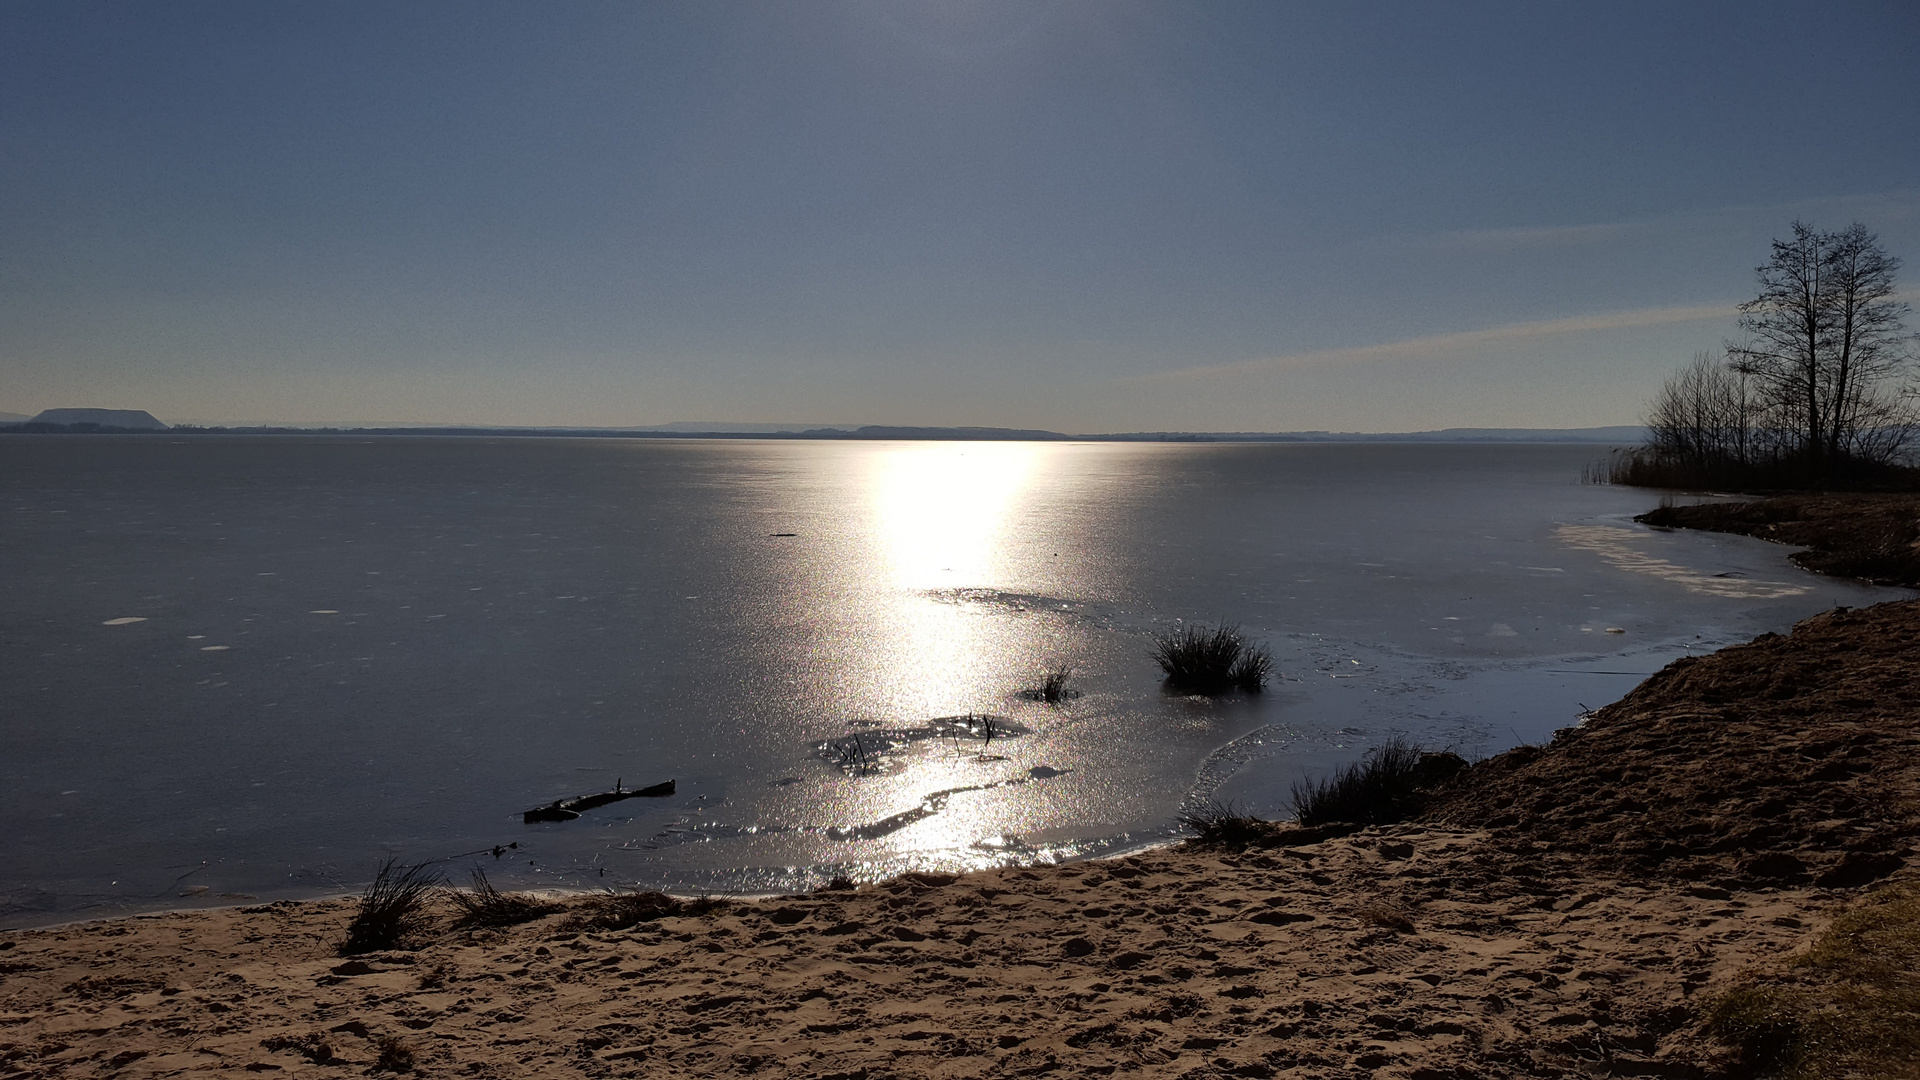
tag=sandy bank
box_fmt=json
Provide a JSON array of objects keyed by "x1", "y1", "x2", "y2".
[{"x1": 6, "y1": 595, "x2": 1919, "y2": 1077}]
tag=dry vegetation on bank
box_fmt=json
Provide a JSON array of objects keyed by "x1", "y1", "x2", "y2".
[{"x1": 1639, "y1": 492, "x2": 1920, "y2": 588}]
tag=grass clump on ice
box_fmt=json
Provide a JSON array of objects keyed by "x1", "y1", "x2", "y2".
[
  {"x1": 448, "y1": 868, "x2": 559, "y2": 928},
  {"x1": 1150, "y1": 623, "x2": 1272, "y2": 694},
  {"x1": 1705, "y1": 881, "x2": 1920, "y2": 1079},
  {"x1": 1030, "y1": 663, "x2": 1074, "y2": 704},
  {"x1": 1289, "y1": 738, "x2": 1463, "y2": 827},
  {"x1": 340, "y1": 859, "x2": 442, "y2": 955}
]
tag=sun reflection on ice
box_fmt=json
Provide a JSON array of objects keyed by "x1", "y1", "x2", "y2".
[
  {"x1": 803, "y1": 443, "x2": 1059, "y2": 849},
  {"x1": 832, "y1": 443, "x2": 1048, "y2": 718},
  {"x1": 870, "y1": 442, "x2": 1040, "y2": 589}
]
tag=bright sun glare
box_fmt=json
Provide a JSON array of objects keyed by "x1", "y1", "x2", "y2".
[{"x1": 870, "y1": 442, "x2": 1039, "y2": 590}]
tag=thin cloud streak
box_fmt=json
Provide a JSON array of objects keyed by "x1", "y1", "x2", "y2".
[
  {"x1": 1132, "y1": 303, "x2": 1735, "y2": 384},
  {"x1": 1410, "y1": 188, "x2": 1920, "y2": 254}
]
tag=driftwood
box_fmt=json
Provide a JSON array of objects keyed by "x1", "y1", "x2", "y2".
[{"x1": 523, "y1": 779, "x2": 675, "y2": 824}]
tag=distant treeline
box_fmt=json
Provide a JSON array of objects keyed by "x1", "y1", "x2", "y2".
[{"x1": 0, "y1": 422, "x2": 174, "y2": 435}]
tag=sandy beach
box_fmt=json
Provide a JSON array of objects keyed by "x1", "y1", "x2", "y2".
[
  {"x1": 6, "y1": 510, "x2": 1919, "y2": 1077},
  {"x1": 0, "y1": 829, "x2": 1837, "y2": 1079}
]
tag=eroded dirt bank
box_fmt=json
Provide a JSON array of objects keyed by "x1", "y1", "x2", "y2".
[{"x1": 5, "y1": 601, "x2": 1919, "y2": 1078}]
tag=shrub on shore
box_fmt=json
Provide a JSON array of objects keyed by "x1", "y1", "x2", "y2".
[
  {"x1": 340, "y1": 859, "x2": 442, "y2": 955},
  {"x1": 1595, "y1": 446, "x2": 1920, "y2": 492},
  {"x1": 1151, "y1": 624, "x2": 1272, "y2": 694},
  {"x1": 448, "y1": 868, "x2": 558, "y2": 928},
  {"x1": 1178, "y1": 799, "x2": 1281, "y2": 847},
  {"x1": 1289, "y1": 739, "x2": 1464, "y2": 827}
]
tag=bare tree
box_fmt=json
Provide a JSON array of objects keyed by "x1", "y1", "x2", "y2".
[
  {"x1": 1727, "y1": 221, "x2": 1916, "y2": 478},
  {"x1": 1823, "y1": 223, "x2": 1913, "y2": 463},
  {"x1": 1646, "y1": 351, "x2": 1778, "y2": 472},
  {"x1": 1729, "y1": 222, "x2": 1833, "y2": 470}
]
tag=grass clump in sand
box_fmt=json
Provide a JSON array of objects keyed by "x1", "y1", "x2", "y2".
[
  {"x1": 340, "y1": 859, "x2": 442, "y2": 955},
  {"x1": 1705, "y1": 880, "x2": 1920, "y2": 1078},
  {"x1": 370, "y1": 1033, "x2": 418, "y2": 1073},
  {"x1": 1150, "y1": 624, "x2": 1272, "y2": 694},
  {"x1": 561, "y1": 890, "x2": 735, "y2": 932},
  {"x1": 1289, "y1": 738, "x2": 1463, "y2": 827},
  {"x1": 1178, "y1": 799, "x2": 1281, "y2": 847},
  {"x1": 448, "y1": 868, "x2": 559, "y2": 928}
]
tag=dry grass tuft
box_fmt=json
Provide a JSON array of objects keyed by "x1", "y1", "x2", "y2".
[
  {"x1": 1178, "y1": 799, "x2": 1280, "y2": 847},
  {"x1": 561, "y1": 890, "x2": 735, "y2": 932},
  {"x1": 340, "y1": 859, "x2": 441, "y2": 956},
  {"x1": 1034, "y1": 663, "x2": 1073, "y2": 703},
  {"x1": 1290, "y1": 739, "x2": 1463, "y2": 827},
  {"x1": 1705, "y1": 880, "x2": 1920, "y2": 1078},
  {"x1": 370, "y1": 1033, "x2": 418, "y2": 1073},
  {"x1": 1150, "y1": 623, "x2": 1272, "y2": 694},
  {"x1": 447, "y1": 869, "x2": 559, "y2": 928}
]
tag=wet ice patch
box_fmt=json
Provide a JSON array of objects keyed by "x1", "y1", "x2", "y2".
[
  {"x1": 101, "y1": 617, "x2": 147, "y2": 626},
  {"x1": 1556, "y1": 525, "x2": 1810, "y2": 599},
  {"x1": 199, "y1": 645, "x2": 230, "y2": 651}
]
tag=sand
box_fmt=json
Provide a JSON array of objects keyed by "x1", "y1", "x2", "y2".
[
  {"x1": 0, "y1": 829, "x2": 1834, "y2": 1079},
  {"x1": 8, "y1": 543, "x2": 1920, "y2": 1076}
]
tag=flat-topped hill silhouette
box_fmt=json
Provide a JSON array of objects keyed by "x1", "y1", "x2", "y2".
[{"x1": 23, "y1": 408, "x2": 168, "y2": 430}]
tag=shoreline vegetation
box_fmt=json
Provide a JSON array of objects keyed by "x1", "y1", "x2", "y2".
[
  {"x1": 1610, "y1": 220, "x2": 1916, "y2": 496},
  {"x1": 6, "y1": 522, "x2": 1918, "y2": 1076}
]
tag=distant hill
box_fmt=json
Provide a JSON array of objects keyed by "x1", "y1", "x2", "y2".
[
  {"x1": 831, "y1": 425, "x2": 1073, "y2": 441},
  {"x1": 1088, "y1": 426, "x2": 1648, "y2": 443},
  {"x1": 1394, "y1": 425, "x2": 1648, "y2": 443},
  {"x1": 25, "y1": 408, "x2": 169, "y2": 430},
  {"x1": 0, "y1": 411, "x2": 32, "y2": 424},
  {"x1": 641, "y1": 421, "x2": 856, "y2": 434}
]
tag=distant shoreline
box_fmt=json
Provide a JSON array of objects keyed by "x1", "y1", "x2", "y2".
[{"x1": 0, "y1": 422, "x2": 1649, "y2": 444}]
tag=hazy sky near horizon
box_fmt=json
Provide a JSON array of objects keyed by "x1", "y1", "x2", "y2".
[{"x1": 4, "y1": 2, "x2": 1918, "y2": 431}]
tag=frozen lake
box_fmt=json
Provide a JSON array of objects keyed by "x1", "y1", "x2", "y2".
[{"x1": 0, "y1": 436, "x2": 1903, "y2": 924}]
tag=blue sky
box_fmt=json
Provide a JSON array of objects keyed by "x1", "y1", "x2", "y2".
[{"x1": 3, "y1": 1, "x2": 1917, "y2": 430}]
